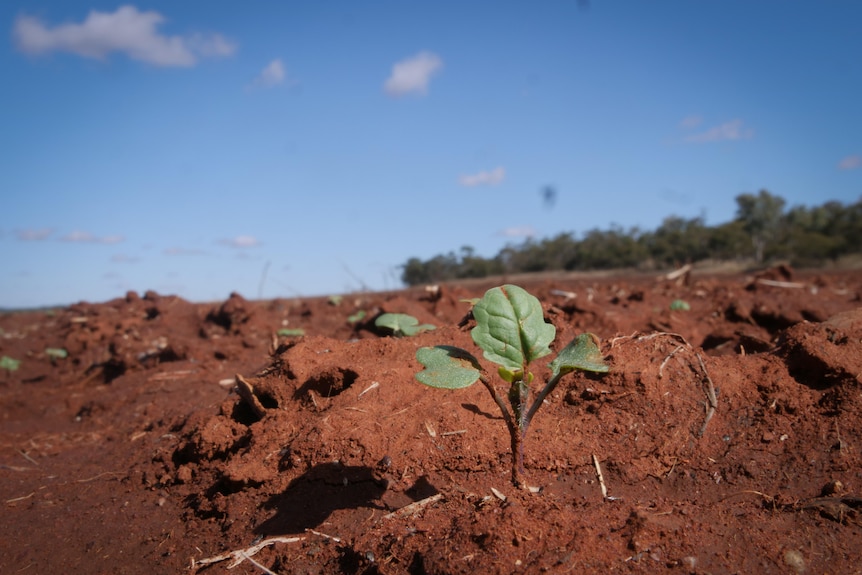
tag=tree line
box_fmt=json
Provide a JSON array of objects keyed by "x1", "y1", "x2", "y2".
[{"x1": 401, "y1": 190, "x2": 862, "y2": 286}]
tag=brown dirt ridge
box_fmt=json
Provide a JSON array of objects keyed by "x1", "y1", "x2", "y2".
[{"x1": 2, "y1": 268, "x2": 861, "y2": 574}]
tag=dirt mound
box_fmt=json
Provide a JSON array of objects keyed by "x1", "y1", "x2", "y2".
[{"x1": 1, "y1": 269, "x2": 861, "y2": 574}]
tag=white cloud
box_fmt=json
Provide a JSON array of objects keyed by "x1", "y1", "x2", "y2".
[
  {"x1": 188, "y1": 32, "x2": 236, "y2": 58},
  {"x1": 459, "y1": 167, "x2": 506, "y2": 187},
  {"x1": 164, "y1": 246, "x2": 206, "y2": 255},
  {"x1": 15, "y1": 228, "x2": 53, "y2": 241},
  {"x1": 62, "y1": 230, "x2": 96, "y2": 242},
  {"x1": 252, "y1": 58, "x2": 286, "y2": 87},
  {"x1": 838, "y1": 155, "x2": 861, "y2": 170},
  {"x1": 220, "y1": 235, "x2": 261, "y2": 248},
  {"x1": 13, "y1": 6, "x2": 236, "y2": 67},
  {"x1": 679, "y1": 115, "x2": 703, "y2": 129},
  {"x1": 685, "y1": 119, "x2": 754, "y2": 143},
  {"x1": 384, "y1": 51, "x2": 443, "y2": 97},
  {"x1": 60, "y1": 231, "x2": 124, "y2": 244},
  {"x1": 111, "y1": 253, "x2": 140, "y2": 263},
  {"x1": 498, "y1": 226, "x2": 536, "y2": 238}
]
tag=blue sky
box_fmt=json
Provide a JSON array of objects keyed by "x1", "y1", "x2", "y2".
[{"x1": 2, "y1": 1, "x2": 860, "y2": 307}]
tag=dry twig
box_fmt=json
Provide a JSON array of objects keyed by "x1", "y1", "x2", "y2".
[
  {"x1": 235, "y1": 373, "x2": 267, "y2": 419},
  {"x1": 306, "y1": 528, "x2": 341, "y2": 543},
  {"x1": 695, "y1": 352, "x2": 718, "y2": 437},
  {"x1": 664, "y1": 263, "x2": 692, "y2": 283},
  {"x1": 237, "y1": 551, "x2": 279, "y2": 575},
  {"x1": 382, "y1": 493, "x2": 444, "y2": 520},
  {"x1": 76, "y1": 471, "x2": 125, "y2": 483},
  {"x1": 193, "y1": 536, "x2": 303, "y2": 570},
  {"x1": 5, "y1": 492, "x2": 35, "y2": 504},
  {"x1": 148, "y1": 369, "x2": 197, "y2": 382},
  {"x1": 490, "y1": 487, "x2": 507, "y2": 501},
  {"x1": 592, "y1": 453, "x2": 608, "y2": 499},
  {"x1": 632, "y1": 332, "x2": 718, "y2": 436},
  {"x1": 658, "y1": 346, "x2": 685, "y2": 379},
  {"x1": 755, "y1": 279, "x2": 805, "y2": 289},
  {"x1": 358, "y1": 381, "x2": 380, "y2": 398}
]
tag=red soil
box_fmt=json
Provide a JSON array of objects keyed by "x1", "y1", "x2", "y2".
[{"x1": 1, "y1": 267, "x2": 861, "y2": 574}]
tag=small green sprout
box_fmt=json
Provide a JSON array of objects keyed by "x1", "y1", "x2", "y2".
[
  {"x1": 347, "y1": 310, "x2": 367, "y2": 325},
  {"x1": 328, "y1": 295, "x2": 343, "y2": 306},
  {"x1": 45, "y1": 348, "x2": 68, "y2": 365},
  {"x1": 1, "y1": 355, "x2": 21, "y2": 372},
  {"x1": 670, "y1": 299, "x2": 691, "y2": 311},
  {"x1": 277, "y1": 328, "x2": 306, "y2": 337},
  {"x1": 45, "y1": 348, "x2": 69, "y2": 360},
  {"x1": 374, "y1": 313, "x2": 436, "y2": 337},
  {"x1": 415, "y1": 284, "x2": 609, "y2": 488}
]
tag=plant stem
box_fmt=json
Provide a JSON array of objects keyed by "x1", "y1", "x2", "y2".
[
  {"x1": 479, "y1": 376, "x2": 525, "y2": 487},
  {"x1": 511, "y1": 428, "x2": 525, "y2": 488},
  {"x1": 508, "y1": 379, "x2": 530, "y2": 488}
]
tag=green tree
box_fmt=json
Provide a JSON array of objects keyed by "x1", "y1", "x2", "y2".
[
  {"x1": 457, "y1": 246, "x2": 503, "y2": 279},
  {"x1": 642, "y1": 216, "x2": 709, "y2": 267},
  {"x1": 400, "y1": 192, "x2": 862, "y2": 285},
  {"x1": 735, "y1": 189, "x2": 786, "y2": 263},
  {"x1": 575, "y1": 225, "x2": 646, "y2": 269},
  {"x1": 705, "y1": 220, "x2": 749, "y2": 260}
]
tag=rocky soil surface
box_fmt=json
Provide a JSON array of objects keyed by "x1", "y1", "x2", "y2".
[{"x1": 1, "y1": 267, "x2": 861, "y2": 574}]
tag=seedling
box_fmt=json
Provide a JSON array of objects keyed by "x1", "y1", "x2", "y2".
[
  {"x1": 45, "y1": 348, "x2": 68, "y2": 365},
  {"x1": 375, "y1": 313, "x2": 435, "y2": 337},
  {"x1": 415, "y1": 284, "x2": 609, "y2": 488},
  {"x1": 0, "y1": 355, "x2": 21, "y2": 372},
  {"x1": 45, "y1": 347, "x2": 68, "y2": 360},
  {"x1": 277, "y1": 328, "x2": 306, "y2": 337},
  {"x1": 347, "y1": 310, "x2": 367, "y2": 325}
]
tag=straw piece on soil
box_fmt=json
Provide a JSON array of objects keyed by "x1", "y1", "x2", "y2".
[
  {"x1": 5, "y1": 492, "x2": 35, "y2": 504},
  {"x1": 382, "y1": 493, "x2": 444, "y2": 519},
  {"x1": 306, "y1": 528, "x2": 341, "y2": 543},
  {"x1": 756, "y1": 279, "x2": 805, "y2": 289},
  {"x1": 235, "y1": 373, "x2": 267, "y2": 419},
  {"x1": 193, "y1": 536, "x2": 303, "y2": 569},
  {"x1": 593, "y1": 453, "x2": 608, "y2": 499},
  {"x1": 696, "y1": 352, "x2": 718, "y2": 437},
  {"x1": 358, "y1": 381, "x2": 380, "y2": 398}
]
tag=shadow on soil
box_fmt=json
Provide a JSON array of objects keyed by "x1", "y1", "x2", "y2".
[
  {"x1": 255, "y1": 463, "x2": 442, "y2": 538},
  {"x1": 461, "y1": 402, "x2": 503, "y2": 420},
  {"x1": 256, "y1": 463, "x2": 387, "y2": 535}
]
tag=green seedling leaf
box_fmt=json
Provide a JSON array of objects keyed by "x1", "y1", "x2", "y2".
[
  {"x1": 415, "y1": 346, "x2": 482, "y2": 389},
  {"x1": 498, "y1": 366, "x2": 521, "y2": 384},
  {"x1": 277, "y1": 328, "x2": 306, "y2": 337},
  {"x1": 45, "y1": 348, "x2": 68, "y2": 359},
  {"x1": 413, "y1": 283, "x2": 610, "y2": 489},
  {"x1": 670, "y1": 299, "x2": 691, "y2": 311},
  {"x1": 328, "y1": 295, "x2": 343, "y2": 306},
  {"x1": 375, "y1": 313, "x2": 436, "y2": 337},
  {"x1": 347, "y1": 310, "x2": 367, "y2": 324},
  {"x1": 0, "y1": 356, "x2": 21, "y2": 371},
  {"x1": 548, "y1": 333, "x2": 609, "y2": 378},
  {"x1": 471, "y1": 285, "x2": 555, "y2": 372}
]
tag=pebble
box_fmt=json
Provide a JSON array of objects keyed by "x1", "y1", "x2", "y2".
[{"x1": 783, "y1": 549, "x2": 805, "y2": 574}]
